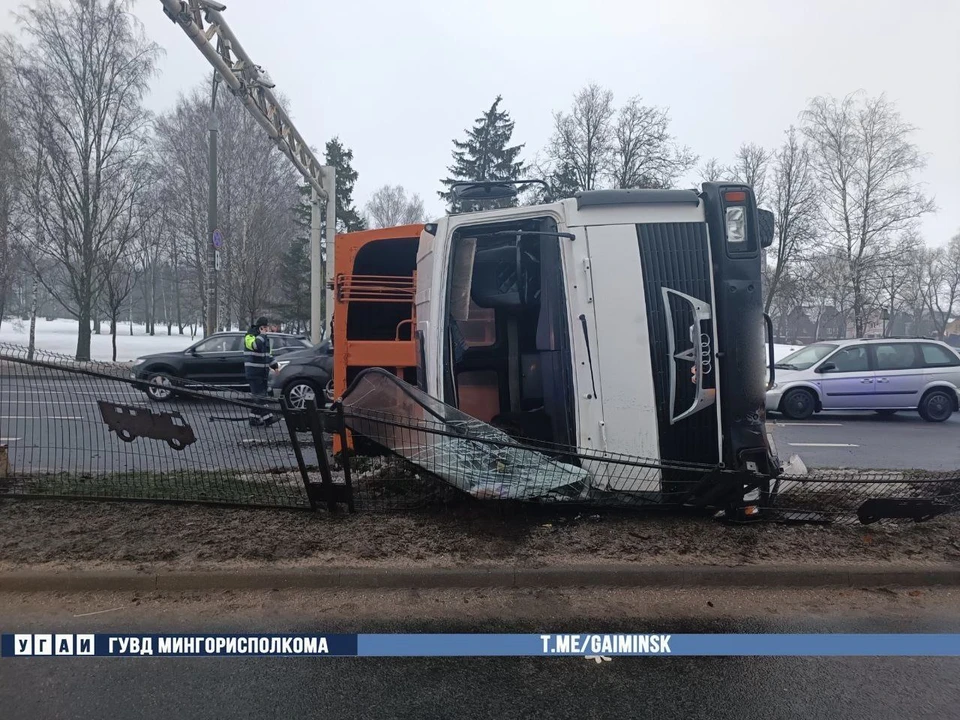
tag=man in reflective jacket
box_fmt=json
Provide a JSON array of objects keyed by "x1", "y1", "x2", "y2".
[{"x1": 244, "y1": 316, "x2": 280, "y2": 426}]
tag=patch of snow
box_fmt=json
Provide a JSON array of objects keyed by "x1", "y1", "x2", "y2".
[
  {"x1": 0, "y1": 318, "x2": 201, "y2": 361},
  {"x1": 773, "y1": 344, "x2": 802, "y2": 361}
]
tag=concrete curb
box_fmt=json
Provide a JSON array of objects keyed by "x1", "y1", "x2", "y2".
[{"x1": 1, "y1": 565, "x2": 959, "y2": 593}]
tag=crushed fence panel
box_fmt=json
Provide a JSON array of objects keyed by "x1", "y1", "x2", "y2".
[
  {"x1": 0, "y1": 342, "x2": 318, "y2": 509},
  {"x1": 339, "y1": 369, "x2": 960, "y2": 524}
]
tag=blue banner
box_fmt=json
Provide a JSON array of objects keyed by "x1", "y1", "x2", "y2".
[{"x1": 3, "y1": 633, "x2": 959, "y2": 657}]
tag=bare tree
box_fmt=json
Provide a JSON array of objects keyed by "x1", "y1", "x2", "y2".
[
  {"x1": 0, "y1": 55, "x2": 20, "y2": 331},
  {"x1": 156, "y1": 85, "x2": 300, "y2": 333},
  {"x1": 805, "y1": 251, "x2": 855, "y2": 339},
  {"x1": 730, "y1": 143, "x2": 772, "y2": 206},
  {"x1": 698, "y1": 157, "x2": 732, "y2": 184},
  {"x1": 154, "y1": 92, "x2": 212, "y2": 331},
  {"x1": 365, "y1": 185, "x2": 428, "y2": 228},
  {"x1": 925, "y1": 233, "x2": 960, "y2": 338},
  {"x1": 7, "y1": 0, "x2": 160, "y2": 360},
  {"x1": 548, "y1": 83, "x2": 615, "y2": 192},
  {"x1": 103, "y1": 255, "x2": 141, "y2": 362},
  {"x1": 901, "y1": 245, "x2": 933, "y2": 335},
  {"x1": 609, "y1": 97, "x2": 696, "y2": 189},
  {"x1": 802, "y1": 92, "x2": 934, "y2": 337},
  {"x1": 876, "y1": 232, "x2": 923, "y2": 336},
  {"x1": 764, "y1": 127, "x2": 817, "y2": 315}
]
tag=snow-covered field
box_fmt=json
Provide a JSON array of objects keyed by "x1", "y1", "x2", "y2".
[
  {"x1": 0, "y1": 318, "x2": 808, "y2": 365},
  {"x1": 0, "y1": 318, "x2": 198, "y2": 361}
]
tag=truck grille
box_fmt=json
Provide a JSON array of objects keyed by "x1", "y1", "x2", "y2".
[{"x1": 636, "y1": 223, "x2": 720, "y2": 472}]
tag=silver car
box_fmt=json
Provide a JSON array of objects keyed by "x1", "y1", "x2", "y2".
[{"x1": 766, "y1": 338, "x2": 960, "y2": 422}]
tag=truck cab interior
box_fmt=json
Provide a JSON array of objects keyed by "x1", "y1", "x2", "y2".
[{"x1": 443, "y1": 217, "x2": 575, "y2": 450}]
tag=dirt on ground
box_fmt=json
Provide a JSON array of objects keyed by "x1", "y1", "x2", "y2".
[{"x1": 1, "y1": 499, "x2": 959, "y2": 572}]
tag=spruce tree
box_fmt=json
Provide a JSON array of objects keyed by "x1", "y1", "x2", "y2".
[
  {"x1": 439, "y1": 96, "x2": 526, "y2": 212},
  {"x1": 324, "y1": 137, "x2": 366, "y2": 232}
]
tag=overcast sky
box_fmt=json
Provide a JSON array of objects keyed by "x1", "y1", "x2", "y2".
[{"x1": 3, "y1": 0, "x2": 958, "y2": 244}]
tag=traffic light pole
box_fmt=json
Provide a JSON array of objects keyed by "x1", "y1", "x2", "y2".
[{"x1": 206, "y1": 73, "x2": 219, "y2": 337}]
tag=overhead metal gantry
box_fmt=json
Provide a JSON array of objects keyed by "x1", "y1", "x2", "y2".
[{"x1": 160, "y1": 0, "x2": 335, "y2": 343}]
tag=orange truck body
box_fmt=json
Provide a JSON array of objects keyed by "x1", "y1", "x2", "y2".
[{"x1": 332, "y1": 224, "x2": 422, "y2": 449}]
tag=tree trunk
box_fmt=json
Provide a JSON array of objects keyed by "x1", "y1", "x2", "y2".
[
  {"x1": 76, "y1": 297, "x2": 92, "y2": 361},
  {"x1": 27, "y1": 277, "x2": 38, "y2": 361},
  {"x1": 110, "y1": 315, "x2": 118, "y2": 362},
  {"x1": 174, "y1": 274, "x2": 183, "y2": 334},
  {"x1": 149, "y1": 264, "x2": 157, "y2": 335}
]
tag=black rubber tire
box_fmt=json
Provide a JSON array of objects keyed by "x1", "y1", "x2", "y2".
[
  {"x1": 780, "y1": 388, "x2": 817, "y2": 420},
  {"x1": 919, "y1": 389, "x2": 954, "y2": 423},
  {"x1": 874, "y1": 409, "x2": 898, "y2": 417},
  {"x1": 282, "y1": 379, "x2": 322, "y2": 410},
  {"x1": 145, "y1": 371, "x2": 176, "y2": 402}
]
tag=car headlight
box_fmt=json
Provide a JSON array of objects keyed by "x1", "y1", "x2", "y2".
[
  {"x1": 133, "y1": 357, "x2": 146, "y2": 366},
  {"x1": 769, "y1": 383, "x2": 778, "y2": 390},
  {"x1": 275, "y1": 360, "x2": 290, "y2": 371}
]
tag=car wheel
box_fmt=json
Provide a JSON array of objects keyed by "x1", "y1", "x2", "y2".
[
  {"x1": 874, "y1": 410, "x2": 898, "y2": 417},
  {"x1": 284, "y1": 380, "x2": 320, "y2": 410},
  {"x1": 323, "y1": 378, "x2": 335, "y2": 402},
  {"x1": 146, "y1": 373, "x2": 175, "y2": 402},
  {"x1": 919, "y1": 389, "x2": 953, "y2": 423},
  {"x1": 780, "y1": 388, "x2": 816, "y2": 420}
]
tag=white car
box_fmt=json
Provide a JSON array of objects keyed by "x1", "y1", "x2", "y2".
[{"x1": 766, "y1": 337, "x2": 960, "y2": 422}]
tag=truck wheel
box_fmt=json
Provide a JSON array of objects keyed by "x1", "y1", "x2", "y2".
[
  {"x1": 919, "y1": 389, "x2": 953, "y2": 422},
  {"x1": 780, "y1": 388, "x2": 816, "y2": 420}
]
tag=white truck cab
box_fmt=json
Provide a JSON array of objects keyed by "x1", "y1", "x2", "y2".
[{"x1": 414, "y1": 184, "x2": 779, "y2": 496}]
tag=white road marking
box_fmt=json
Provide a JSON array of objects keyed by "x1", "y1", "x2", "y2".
[
  {"x1": 787, "y1": 443, "x2": 859, "y2": 448},
  {"x1": 775, "y1": 422, "x2": 843, "y2": 427},
  {"x1": 0, "y1": 416, "x2": 83, "y2": 420},
  {"x1": 73, "y1": 606, "x2": 125, "y2": 618},
  {"x1": 0, "y1": 437, "x2": 22, "y2": 442}
]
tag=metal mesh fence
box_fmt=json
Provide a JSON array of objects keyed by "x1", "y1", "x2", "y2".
[
  {"x1": 0, "y1": 342, "x2": 317, "y2": 508},
  {"x1": 339, "y1": 406, "x2": 960, "y2": 524},
  {"x1": 2, "y1": 345, "x2": 958, "y2": 525},
  {"x1": 337, "y1": 369, "x2": 960, "y2": 525}
]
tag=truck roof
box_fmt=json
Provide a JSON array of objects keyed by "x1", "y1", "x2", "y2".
[{"x1": 575, "y1": 188, "x2": 701, "y2": 209}]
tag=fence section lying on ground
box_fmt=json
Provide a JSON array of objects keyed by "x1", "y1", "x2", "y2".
[{"x1": 0, "y1": 342, "x2": 321, "y2": 509}]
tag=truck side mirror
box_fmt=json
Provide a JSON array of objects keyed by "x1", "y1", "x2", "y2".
[{"x1": 758, "y1": 209, "x2": 774, "y2": 249}]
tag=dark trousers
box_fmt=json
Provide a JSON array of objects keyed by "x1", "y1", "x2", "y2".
[{"x1": 247, "y1": 374, "x2": 272, "y2": 420}]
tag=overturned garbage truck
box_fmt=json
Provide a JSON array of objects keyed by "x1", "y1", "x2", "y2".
[{"x1": 333, "y1": 182, "x2": 780, "y2": 514}]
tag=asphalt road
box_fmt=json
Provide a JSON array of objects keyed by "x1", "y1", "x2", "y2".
[
  {"x1": 0, "y1": 375, "x2": 311, "y2": 476},
  {"x1": 1, "y1": 587, "x2": 959, "y2": 720},
  {"x1": 2, "y1": 371, "x2": 957, "y2": 479},
  {"x1": 768, "y1": 410, "x2": 960, "y2": 471}
]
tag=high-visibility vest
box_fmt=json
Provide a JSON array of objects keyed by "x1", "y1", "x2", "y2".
[{"x1": 244, "y1": 331, "x2": 274, "y2": 376}]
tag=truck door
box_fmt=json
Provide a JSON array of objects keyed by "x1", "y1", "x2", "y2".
[{"x1": 582, "y1": 224, "x2": 661, "y2": 469}]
